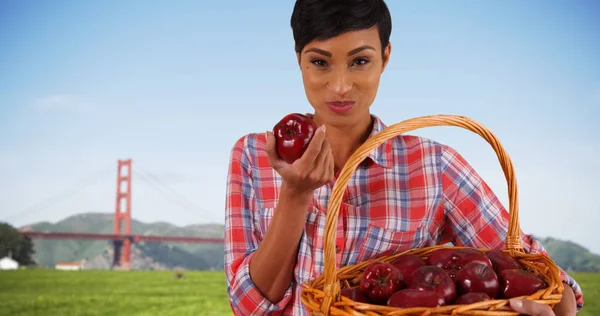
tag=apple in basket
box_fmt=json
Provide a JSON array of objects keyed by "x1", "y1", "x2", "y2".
[
  {"x1": 387, "y1": 289, "x2": 445, "y2": 308},
  {"x1": 408, "y1": 265, "x2": 457, "y2": 305},
  {"x1": 455, "y1": 292, "x2": 491, "y2": 305},
  {"x1": 486, "y1": 249, "x2": 522, "y2": 274},
  {"x1": 359, "y1": 261, "x2": 404, "y2": 304},
  {"x1": 455, "y1": 261, "x2": 500, "y2": 299},
  {"x1": 272, "y1": 113, "x2": 317, "y2": 164},
  {"x1": 428, "y1": 248, "x2": 493, "y2": 280},
  {"x1": 390, "y1": 254, "x2": 426, "y2": 287},
  {"x1": 499, "y1": 269, "x2": 548, "y2": 298},
  {"x1": 340, "y1": 288, "x2": 369, "y2": 303},
  {"x1": 426, "y1": 248, "x2": 456, "y2": 278}
]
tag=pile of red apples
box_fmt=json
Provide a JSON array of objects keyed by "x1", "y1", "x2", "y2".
[{"x1": 342, "y1": 248, "x2": 548, "y2": 308}]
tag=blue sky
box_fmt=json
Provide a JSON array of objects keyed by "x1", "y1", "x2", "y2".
[{"x1": 1, "y1": 1, "x2": 598, "y2": 253}]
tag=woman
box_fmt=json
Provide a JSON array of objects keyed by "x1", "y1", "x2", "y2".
[{"x1": 224, "y1": 0, "x2": 583, "y2": 315}]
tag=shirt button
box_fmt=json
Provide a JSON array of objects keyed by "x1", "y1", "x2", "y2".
[{"x1": 335, "y1": 245, "x2": 341, "y2": 253}]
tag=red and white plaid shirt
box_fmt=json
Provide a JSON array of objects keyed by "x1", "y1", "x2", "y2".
[{"x1": 224, "y1": 115, "x2": 583, "y2": 315}]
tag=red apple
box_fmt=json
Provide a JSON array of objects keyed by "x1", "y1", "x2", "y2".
[
  {"x1": 499, "y1": 269, "x2": 548, "y2": 299},
  {"x1": 340, "y1": 287, "x2": 369, "y2": 303},
  {"x1": 428, "y1": 248, "x2": 493, "y2": 280},
  {"x1": 360, "y1": 261, "x2": 404, "y2": 304},
  {"x1": 272, "y1": 113, "x2": 317, "y2": 164},
  {"x1": 455, "y1": 292, "x2": 491, "y2": 305},
  {"x1": 453, "y1": 249, "x2": 493, "y2": 266},
  {"x1": 455, "y1": 261, "x2": 500, "y2": 299},
  {"x1": 486, "y1": 249, "x2": 521, "y2": 274},
  {"x1": 387, "y1": 289, "x2": 445, "y2": 308},
  {"x1": 408, "y1": 265, "x2": 457, "y2": 304},
  {"x1": 427, "y1": 248, "x2": 455, "y2": 267},
  {"x1": 391, "y1": 254, "x2": 426, "y2": 287}
]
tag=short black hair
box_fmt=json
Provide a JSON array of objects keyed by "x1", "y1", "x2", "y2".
[{"x1": 290, "y1": 0, "x2": 392, "y2": 54}]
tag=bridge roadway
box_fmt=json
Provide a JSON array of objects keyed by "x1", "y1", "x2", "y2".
[{"x1": 20, "y1": 231, "x2": 225, "y2": 244}]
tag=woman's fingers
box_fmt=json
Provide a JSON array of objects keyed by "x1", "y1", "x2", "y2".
[
  {"x1": 509, "y1": 299, "x2": 555, "y2": 316},
  {"x1": 324, "y1": 147, "x2": 335, "y2": 183},
  {"x1": 314, "y1": 137, "x2": 330, "y2": 170},
  {"x1": 295, "y1": 125, "x2": 327, "y2": 170},
  {"x1": 312, "y1": 139, "x2": 333, "y2": 184},
  {"x1": 265, "y1": 131, "x2": 287, "y2": 172},
  {"x1": 266, "y1": 124, "x2": 334, "y2": 193}
]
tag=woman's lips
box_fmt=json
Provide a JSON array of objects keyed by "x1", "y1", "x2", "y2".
[{"x1": 326, "y1": 101, "x2": 355, "y2": 114}]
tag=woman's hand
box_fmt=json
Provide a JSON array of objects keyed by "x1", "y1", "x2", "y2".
[
  {"x1": 266, "y1": 125, "x2": 335, "y2": 196},
  {"x1": 509, "y1": 299, "x2": 556, "y2": 316}
]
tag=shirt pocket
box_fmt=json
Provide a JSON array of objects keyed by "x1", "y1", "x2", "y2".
[
  {"x1": 297, "y1": 207, "x2": 322, "y2": 283},
  {"x1": 352, "y1": 223, "x2": 429, "y2": 264}
]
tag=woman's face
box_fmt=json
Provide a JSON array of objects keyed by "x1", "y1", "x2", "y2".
[{"x1": 297, "y1": 26, "x2": 391, "y2": 128}]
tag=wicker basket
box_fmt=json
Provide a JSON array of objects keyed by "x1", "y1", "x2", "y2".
[{"x1": 300, "y1": 114, "x2": 564, "y2": 316}]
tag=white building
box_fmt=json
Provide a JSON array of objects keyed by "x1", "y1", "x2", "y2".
[
  {"x1": 0, "y1": 256, "x2": 19, "y2": 270},
  {"x1": 55, "y1": 262, "x2": 83, "y2": 271}
]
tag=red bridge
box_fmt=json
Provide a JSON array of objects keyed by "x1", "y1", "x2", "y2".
[{"x1": 14, "y1": 159, "x2": 225, "y2": 270}]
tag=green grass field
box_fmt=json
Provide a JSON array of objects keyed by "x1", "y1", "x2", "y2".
[
  {"x1": 0, "y1": 270, "x2": 232, "y2": 316},
  {"x1": 0, "y1": 270, "x2": 598, "y2": 315}
]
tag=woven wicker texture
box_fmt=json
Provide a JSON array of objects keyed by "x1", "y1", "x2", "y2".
[{"x1": 300, "y1": 114, "x2": 564, "y2": 315}]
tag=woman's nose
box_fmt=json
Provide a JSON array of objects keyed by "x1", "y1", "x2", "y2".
[{"x1": 327, "y1": 68, "x2": 353, "y2": 96}]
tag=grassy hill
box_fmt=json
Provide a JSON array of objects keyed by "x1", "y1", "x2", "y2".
[
  {"x1": 20, "y1": 213, "x2": 225, "y2": 270},
  {"x1": 539, "y1": 236, "x2": 600, "y2": 272},
  {"x1": 18, "y1": 212, "x2": 600, "y2": 272}
]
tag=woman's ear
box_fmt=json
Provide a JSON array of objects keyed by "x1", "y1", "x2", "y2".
[
  {"x1": 381, "y1": 43, "x2": 392, "y2": 73},
  {"x1": 296, "y1": 52, "x2": 302, "y2": 68}
]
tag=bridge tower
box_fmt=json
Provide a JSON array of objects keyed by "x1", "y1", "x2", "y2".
[{"x1": 112, "y1": 159, "x2": 132, "y2": 269}]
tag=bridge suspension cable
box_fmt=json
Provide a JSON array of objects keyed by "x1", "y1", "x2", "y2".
[
  {"x1": 133, "y1": 166, "x2": 222, "y2": 223},
  {"x1": 1, "y1": 166, "x2": 114, "y2": 223}
]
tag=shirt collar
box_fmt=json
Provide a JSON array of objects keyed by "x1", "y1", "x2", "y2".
[{"x1": 365, "y1": 114, "x2": 393, "y2": 169}]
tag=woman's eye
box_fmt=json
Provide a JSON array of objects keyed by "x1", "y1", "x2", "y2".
[
  {"x1": 310, "y1": 59, "x2": 327, "y2": 67},
  {"x1": 353, "y1": 58, "x2": 370, "y2": 66}
]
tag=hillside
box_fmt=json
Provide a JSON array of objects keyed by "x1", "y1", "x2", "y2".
[
  {"x1": 20, "y1": 213, "x2": 225, "y2": 270},
  {"x1": 19, "y1": 213, "x2": 600, "y2": 272},
  {"x1": 539, "y1": 237, "x2": 600, "y2": 272}
]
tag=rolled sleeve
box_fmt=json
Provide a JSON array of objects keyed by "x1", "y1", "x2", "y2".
[
  {"x1": 228, "y1": 252, "x2": 294, "y2": 315},
  {"x1": 224, "y1": 134, "x2": 294, "y2": 315}
]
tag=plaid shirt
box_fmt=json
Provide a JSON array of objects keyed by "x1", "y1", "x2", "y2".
[{"x1": 224, "y1": 115, "x2": 583, "y2": 315}]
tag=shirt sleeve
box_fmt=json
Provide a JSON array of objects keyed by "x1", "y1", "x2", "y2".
[
  {"x1": 224, "y1": 135, "x2": 294, "y2": 315},
  {"x1": 438, "y1": 144, "x2": 584, "y2": 311}
]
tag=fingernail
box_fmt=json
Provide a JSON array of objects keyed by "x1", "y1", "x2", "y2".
[
  {"x1": 321, "y1": 125, "x2": 326, "y2": 133},
  {"x1": 510, "y1": 299, "x2": 523, "y2": 308}
]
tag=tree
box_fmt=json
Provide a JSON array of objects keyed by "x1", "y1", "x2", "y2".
[{"x1": 0, "y1": 222, "x2": 36, "y2": 265}]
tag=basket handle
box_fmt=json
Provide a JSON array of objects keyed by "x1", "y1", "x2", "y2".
[{"x1": 320, "y1": 114, "x2": 524, "y2": 314}]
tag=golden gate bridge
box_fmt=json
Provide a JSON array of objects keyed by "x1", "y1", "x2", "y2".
[{"x1": 11, "y1": 159, "x2": 224, "y2": 270}]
